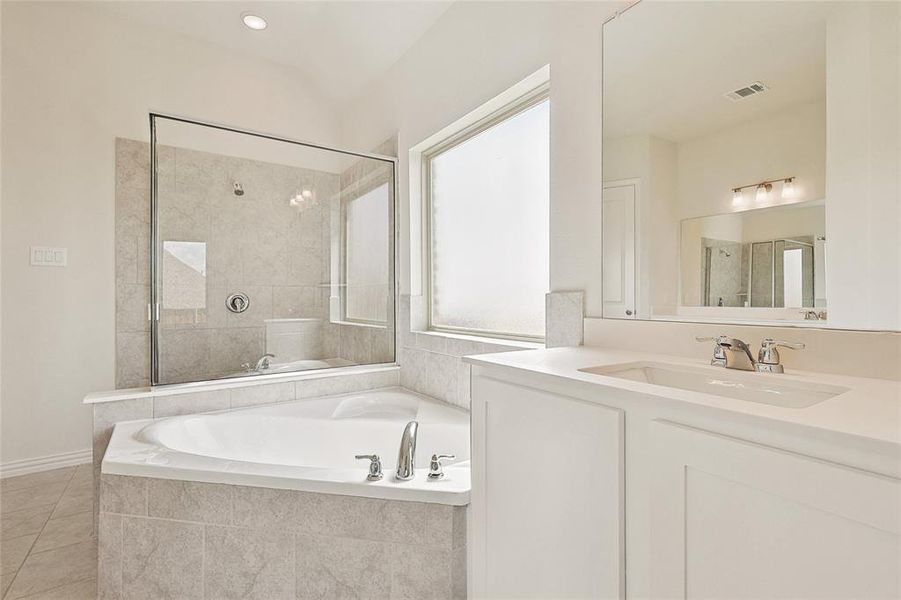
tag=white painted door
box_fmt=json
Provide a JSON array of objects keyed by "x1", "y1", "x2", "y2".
[
  {"x1": 649, "y1": 420, "x2": 901, "y2": 599},
  {"x1": 602, "y1": 182, "x2": 636, "y2": 319},
  {"x1": 470, "y1": 374, "x2": 625, "y2": 599}
]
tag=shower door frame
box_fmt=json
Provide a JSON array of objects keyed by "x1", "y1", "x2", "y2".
[{"x1": 148, "y1": 112, "x2": 399, "y2": 386}]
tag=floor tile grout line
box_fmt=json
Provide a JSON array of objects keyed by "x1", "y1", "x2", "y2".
[
  {"x1": 2, "y1": 467, "x2": 81, "y2": 600},
  {"x1": 6, "y1": 572, "x2": 96, "y2": 600}
]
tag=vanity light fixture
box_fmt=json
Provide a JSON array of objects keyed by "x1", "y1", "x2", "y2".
[
  {"x1": 781, "y1": 177, "x2": 795, "y2": 199},
  {"x1": 242, "y1": 13, "x2": 268, "y2": 30},
  {"x1": 731, "y1": 177, "x2": 795, "y2": 206}
]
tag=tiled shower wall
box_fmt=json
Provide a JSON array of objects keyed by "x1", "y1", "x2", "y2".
[{"x1": 115, "y1": 138, "x2": 394, "y2": 387}]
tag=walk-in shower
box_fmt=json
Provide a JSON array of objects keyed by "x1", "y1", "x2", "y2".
[{"x1": 149, "y1": 114, "x2": 396, "y2": 385}]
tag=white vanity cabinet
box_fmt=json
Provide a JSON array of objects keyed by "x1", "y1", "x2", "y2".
[
  {"x1": 469, "y1": 375, "x2": 625, "y2": 599},
  {"x1": 649, "y1": 421, "x2": 901, "y2": 600},
  {"x1": 469, "y1": 365, "x2": 901, "y2": 600}
]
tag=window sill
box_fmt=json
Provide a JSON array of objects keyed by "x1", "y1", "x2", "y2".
[{"x1": 413, "y1": 329, "x2": 544, "y2": 350}]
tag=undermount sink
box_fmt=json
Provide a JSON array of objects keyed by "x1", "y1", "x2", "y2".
[{"x1": 579, "y1": 362, "x2": 848, "y2": 408}]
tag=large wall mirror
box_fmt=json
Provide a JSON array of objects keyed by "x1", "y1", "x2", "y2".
[{"x1": 602, "y1": 1, "x2": 899, "y2": 331}]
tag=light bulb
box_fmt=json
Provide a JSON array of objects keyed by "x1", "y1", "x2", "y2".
[
  {"x1": 756, "y1": 183, "x2": 770, "y2": 203},
  {"x1": 732, "y1": 189, "x2": 743, "y2": 206},
  {"x1": 782, "y1": 178, "x2": 794, "y2": 199}
]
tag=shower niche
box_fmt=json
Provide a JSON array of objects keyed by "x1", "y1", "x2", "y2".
[{"x1": 149, "y1": 114, "x2": 395, "y2": 385}]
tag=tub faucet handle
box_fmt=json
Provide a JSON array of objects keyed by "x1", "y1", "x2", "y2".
[
  {"x1": 427, "y1": 454, "x2": 456, "y2": 480},
  {"x1": 355, "y1": 454, "x2": 383, "y2": 481}
]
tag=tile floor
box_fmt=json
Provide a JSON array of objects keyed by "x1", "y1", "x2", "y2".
[{"x1": 1, "y1": 465, "x2": 96, "y2": 599}]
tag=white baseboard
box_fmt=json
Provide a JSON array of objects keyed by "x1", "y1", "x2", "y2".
[{"x1": 0, "y1": 449, "x2": 92, "y2": 479}]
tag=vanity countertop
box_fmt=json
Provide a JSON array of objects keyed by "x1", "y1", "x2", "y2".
[{"x1": 464, "y1": 346, "x2": 901, "y2": 450}]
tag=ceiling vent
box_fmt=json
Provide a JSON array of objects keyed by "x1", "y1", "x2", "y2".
[{"x1": 724, "y1": 81, "x2": 769, "y2": 102}]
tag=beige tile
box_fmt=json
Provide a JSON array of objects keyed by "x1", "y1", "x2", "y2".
[
  {"x1": 1, "y1": 534, "x2": 36, "y2": 574},
  {"x1": 389, "y1": 543, "x2": 453, "y2": 600},
  {"x1": 122, "y1": 517, "x2": 203, "y2": 599},
  {"x1": 16, "y1": 577, "x2": 97, "y2": 600},
  {"x1": 100, "y1": 474, "x2": 147, "y2": 516},
  {"x1": 116, "y1": 138, "x2": 150, "y2": 192},
  {"x1": 32, "y1": 511, "x2": 94, "y2": 554},
  {"x1": 0, "y1": 483, "x2": 67, "y2": 515},
  {"x1": 291, "y1": 493, "x2": 437, "y2": 544},
  {"x1": 294, "y1": 369, "x2": 399, "y2": 400},
  {"x1": 295, "y1": 534, "x2": 390, "y2": 600},
  {"x1": 98, "y1": 513, "x2": 122, "y2": 600},
  {"x1": 1, "y1": 506, "x2": 52, "y2": 541},
  {"x1": 158, "y1": 329, "x2": 213, "y2": 383},
  {"x1": 232, "y1": 486, "x2": 297, "y2": 530},
  {"x1": 147, "y1": 479, "x2": 231, "y2": 524},
  {"x1": 545, "y1": 291, "x2": 584, "y2": 348},
  {"x1": 52, "y1": 480, "x2": 94, "y2": 520},
  {"x1": 204, "y1": 525, "x2": 294, "y2": 599},
  {"x1": 2, "y1": 570, "x2": 16, "y2": 597},
  {"x1": 116, "y1": 283, "x2": 151, "y2": 333},
  {"x1": 116, "y1": 331, "x2": 151, "y2": 388},
  {"x1": 229, "y1": 382, "x2": 295, "y2": 409},
  {"x1": 208, "y1": 328, "x2": 265, "y2": 379},
  {"x1": 0, "y1": 468, "x2": 74, "y2": 494},
  {"x1": 5, "y1": 539, "x2": 97, "y2": 599},
  {"x1": 153, "y1": 389, "x2": 229, "y2": 418},
  {"x1": 69, "y1": 464, "x2": 93, "y2": 486}
]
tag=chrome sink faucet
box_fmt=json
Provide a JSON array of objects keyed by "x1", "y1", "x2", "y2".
[
  {"x1": 696, "y1": 336, "x2": 756, "y2": 371},
  {"x1": 395, "y1": 421, "x2": 418, "y2": 481},
  {"x1": 697, "y1": 336, "x2": 805, "y2": 373}
]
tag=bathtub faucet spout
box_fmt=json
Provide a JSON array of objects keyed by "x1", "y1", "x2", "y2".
[{"x1": 395, "y1": 421, "x2": 418, "y2": 481}]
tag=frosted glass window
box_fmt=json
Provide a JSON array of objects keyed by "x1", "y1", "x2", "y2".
[
  {"x1": 429, "y1": 98, "x2": 549, "y2": 338},
  {"x1": 345, "y1": 183, "x2": 389, "y2": 323}
]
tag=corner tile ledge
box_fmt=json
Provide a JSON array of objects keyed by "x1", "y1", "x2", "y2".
[{"x1": 84, "y1": 364, "x2": 400, "y2": 404}]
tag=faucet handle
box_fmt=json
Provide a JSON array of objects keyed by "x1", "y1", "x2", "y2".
[
  {"x1": 355, "y1": 454, "x2": 383, "y2": 481},
  {"x1": 427, "y1": 454, "x2": 456, "y2": 480},
  {"x1": 695, "y1": 335, "x2": 727, "y2": 366},
  {"x1": 757, "y1": 339, "x2": 805, "y2": 373}
]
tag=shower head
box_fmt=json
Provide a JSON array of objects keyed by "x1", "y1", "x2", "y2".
[{"x1": 719, "y1": 248, "x2": 732, "y2": 257}]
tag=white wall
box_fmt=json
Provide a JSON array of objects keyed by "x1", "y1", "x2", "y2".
[
  {"x1": 339, "y1": 1, "x2": 623, "y2": 316},
  {"x1": 825, "y1": 1, "x2": 901, "y2": 331},
  {"x1": 0, "y1": 2, "x2": 340, "y2": 467}
]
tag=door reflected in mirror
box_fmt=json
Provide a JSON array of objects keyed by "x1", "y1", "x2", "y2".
[{"x1": 601, "y1": 0, "x2": 899, "y2": 331}]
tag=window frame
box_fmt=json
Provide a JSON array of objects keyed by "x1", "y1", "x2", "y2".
[{"x1": 422, "y1": 84, "x2": 550, "y2": 342}]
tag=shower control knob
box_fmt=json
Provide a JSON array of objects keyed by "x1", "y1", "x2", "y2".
[
  {"x1": 428, "y1": 454, "x2": 456, "y2": 480},
  {"x1": 355, "y1": 454, "x2": 383, "y2": 481}
]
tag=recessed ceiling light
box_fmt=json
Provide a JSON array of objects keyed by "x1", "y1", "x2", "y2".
[{"x1": 242, "y1": 13, "x2": 267, "y2": 30}]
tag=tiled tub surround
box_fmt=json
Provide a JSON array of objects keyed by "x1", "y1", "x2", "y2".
[
  {"x1": 115, "y1": 138, "x2": 394, "y2": 387},
  {"x1": 99, "y1": 475, "x2": 466, "y2": 599},
  {"x1": 97, "y1": 385, "x2": 467, "y2": 599},
  {"x1": 102, "y1": 388, "x2": 470, "y2": 505},
  {"x1": 90, "y1": 366, "x2": 400, "y2": 535}
]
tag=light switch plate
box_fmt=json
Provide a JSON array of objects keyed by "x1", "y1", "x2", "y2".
[{"x1": 30, "y1": 246, "x2": 68, "y2": 267}]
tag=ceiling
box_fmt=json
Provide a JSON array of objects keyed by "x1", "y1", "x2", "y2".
[
  {"x1": 94, "y1": 1, "x2": 453, "y2": 104},
  {"x1": 603, "y1": 1, "x2": 832, "y2": 142}
]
